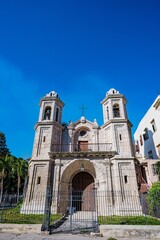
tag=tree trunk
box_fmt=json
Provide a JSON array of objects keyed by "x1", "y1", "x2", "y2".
[{"x1": 17, "y1": 175, "x2": 21, "y2": 202}]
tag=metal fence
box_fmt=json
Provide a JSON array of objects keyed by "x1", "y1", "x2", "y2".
[
  {"x1": 0, "y1": 190, "x2": 160, "y2": 233},
  {"x1": 51, "y1": 143, "x2": 112, "y2": 152}
]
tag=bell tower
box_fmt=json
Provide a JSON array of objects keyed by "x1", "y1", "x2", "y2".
[
  {"x1": 101, "y1": 88, "x2": 134, "y2": 157},
  {"x1": 32, "y1": 91, "x2": 64, "y2": 160},
  {"x1": 100, "y1": 88, "x2": 139, "y2": 197},
  {"x1": 23, "y1": 91, "x2": 64, "y2": 207}
]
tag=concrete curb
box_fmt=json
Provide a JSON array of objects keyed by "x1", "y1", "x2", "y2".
[
  {"x1": 1, "y1": 223, "x2": 160, "y2": 239},
  {"x1": 99, "y1": 225, "x2": 160, "y2": 239},
  {"x1": 0, "y1": 224, "x2": 42, "y2": 234}
]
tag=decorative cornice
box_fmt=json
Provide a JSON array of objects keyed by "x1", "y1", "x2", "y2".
[
  {"x1": 101, "y1": 119, "x2": 132, "y2": 128},
  {"x1": 39, "y1": 96, "x2": 64, "y2": 107},
  {"x1": 34, "y1": 121, "x2": 63, "y2": 130},
  {"x1": 29, "y1": 159, "x2": 50, "y2": 163},
  {"x1": 101, "y1": 93, "x2": 126, "y2": 105}
]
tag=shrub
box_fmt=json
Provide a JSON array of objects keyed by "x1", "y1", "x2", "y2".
[{"x1": 147, "y1": 181, "x2": 160, "y2": 216}]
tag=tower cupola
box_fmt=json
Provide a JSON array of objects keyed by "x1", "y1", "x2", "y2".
[
  {"x1": 38, "y1": 91, "x2": 64, "y2": 125},
  {"x1": 101, "y1": 88, "x2": 127, "y2": 124}
]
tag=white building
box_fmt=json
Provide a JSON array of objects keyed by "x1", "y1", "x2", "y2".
[
  {"x1": 134, "y1": 95, "x2": 160, "y2": 186},
  {"x1": 22, "y1": 88, "x2": 141, "y2": 215}
]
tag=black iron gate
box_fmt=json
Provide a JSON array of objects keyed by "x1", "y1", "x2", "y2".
[{"x1": 49, "y1": 188, "x2": 98, "y2": 233}]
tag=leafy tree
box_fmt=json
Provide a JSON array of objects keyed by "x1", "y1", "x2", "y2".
[
  {"x1": 147, "y1": 181, "x2": 160, "y2": 216},
  {"x1": 3, "y1": 155, "x2": 17, "y2": 193},
  {"x1": 0, "y1": 154, "x2": 12, "y2": 203},
  {"x1": 155, "y1": 161, "x2": 160, "y2": 181},
  {"x1": 0, "y1": 132, "x2": 10, "y2": 159},
  {"x1": 2, "y1": 156, "x2": 28, "y2": 196},
  {"x1": 16, "y1": 158, "x2": 28, "y2": 199},
  {"x1": 0, "y1": 157, "x2": 5, "y2": 202},
  {"x1": 0, "y1": 132, "x2": 28, "y2": 198}
]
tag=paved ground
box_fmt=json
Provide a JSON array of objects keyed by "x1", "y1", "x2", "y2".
[{"x1": 0, "y1": 233, "x2": 159, "y2": 240}]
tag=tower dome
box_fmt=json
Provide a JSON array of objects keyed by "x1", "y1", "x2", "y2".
[
  {"x1": 106, "y1": 88, "x2": 119, "y2": 96},
  {"x1": 46, "y1": 91, "x2": 58, "y2": 97}
]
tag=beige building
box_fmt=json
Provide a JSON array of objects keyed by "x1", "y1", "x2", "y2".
[
  {"x1": 22, "y1": 88, "x2": 141, "y2": 215},
  {"x1": 134, "y1": 96, "x2": 160, "y2": 188}
]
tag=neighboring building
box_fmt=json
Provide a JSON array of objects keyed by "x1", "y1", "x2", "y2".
[
  {"x1": 134, "y1": 95, "x2": 160, "y2": 187},
  {"x1": 22, "y1": 88, "x2": 141, "y2": 215}
]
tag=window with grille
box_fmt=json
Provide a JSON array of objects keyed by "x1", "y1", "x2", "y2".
[
  {"x1": 157, "y1": 144, "x2": 160, "y2": 158},
  {"x1": 143, "y1": 128, "x2": 149, "y2": 141},
  {"x1": 151, "y1": 119, "x2": 157, "y2": 133},
  {"x1": 152, "y1": 164, "x2": 157, "y2": 176},
  {"x1": 140, "y1": 135, "x2": 143, "y2": 146},
  {"x1": 148, "y1": 150, "x2": 153, "y2": 159},
  {"x1": 135, "y1": 140, "x2": 140, "y2": 152}
]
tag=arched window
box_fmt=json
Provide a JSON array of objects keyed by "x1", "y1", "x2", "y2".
[
  {"x1": 44, "y1": 107, "x2": 51, "y2": 120},
  {"x1": 55, "y1": 108, "x2": 59, "y2": 122},
  {"x1": 113, "y1": 104, "x2": 120, "y2": 118}
]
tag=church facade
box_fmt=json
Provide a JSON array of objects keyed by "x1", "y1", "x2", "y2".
[{"x1": 22, "y1": 88, "x2": 141, "y2": 215}]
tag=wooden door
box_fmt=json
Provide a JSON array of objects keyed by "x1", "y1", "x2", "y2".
[{"x1": 72, "y1": 172, "x2": 95, "y2": 211}]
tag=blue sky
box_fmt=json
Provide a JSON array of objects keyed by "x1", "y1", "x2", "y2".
[{"x1": 0, "y1": 0, "x2": 160, "y2": 159}]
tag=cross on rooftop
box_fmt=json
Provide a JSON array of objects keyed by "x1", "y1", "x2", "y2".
[{"x1": 79, "y1": 104, "x2": 87, "y2": 116}]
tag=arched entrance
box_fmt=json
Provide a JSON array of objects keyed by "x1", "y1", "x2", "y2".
[
  {"x1": 72, "y1": 171, "x2": 95, "y2": 211},
  {"x1": 58, "y1": 160, "x2": 96, "y2": 214}
]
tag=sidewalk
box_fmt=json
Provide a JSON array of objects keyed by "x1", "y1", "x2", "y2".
[{"x1": 0, "y1": 233, "x2": 159, "y2": 240}]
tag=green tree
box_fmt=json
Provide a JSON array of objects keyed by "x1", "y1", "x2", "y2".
[
  {"x1": 147, "y1": 181, "x2": 160, "y2": 216},
  {"x1": 0, "y1": 132, "x2": 10, "y2": 159},
  {"x1": 3, "y1": 155, "x2": 17, "y2": 193},
  {"x1": 155, "y1": 161, "x2": 160, "y2": 181},
  {"x1": 16, "y1": 158, "x2": 28, "y2": 199},
  {"x1": 0, "y1": 156, "x2": 6, "y2": 202},
  {"x1": 0, "y1": 154, "x2": 14, "y2": 203},
  {"x1": 0, "y1": 132, "x2": 11, "y2": 201},
  {"x1": 0, "y1": 132, "x2": 28, "y2": 198}
]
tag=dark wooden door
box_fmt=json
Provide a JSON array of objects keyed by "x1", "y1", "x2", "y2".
[{"x1": 72, "y1": 172, "x2": 94, "y2": 211}]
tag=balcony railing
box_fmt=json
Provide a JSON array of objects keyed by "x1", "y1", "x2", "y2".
[{"x1": 51, "y1": 143, "x2": 112, "y2": 153}]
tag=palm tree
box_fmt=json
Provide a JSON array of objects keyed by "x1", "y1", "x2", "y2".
[
  {"x1": 16, "y1": 158, "x2": 28, "y2": 200},
  {"x1": 0, "y1": 154, "x2": 11, "y2": 203},
  {"x1": 0, "y1": 154, "x2": 28, "y2": 203},
  {"x1": 0, "y1": 157, "x2": 5, "y2": 203}
]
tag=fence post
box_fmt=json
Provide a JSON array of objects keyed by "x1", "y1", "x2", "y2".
[
  {"x1": 69, "y1": 190, "x2": 73, "y2": 231},
  {"x1": 41, "y1": 187, "x2": 51, "y2": 231},
  {"x1": 92, "y1": 187, "x2": 98, "y2": 231}
]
